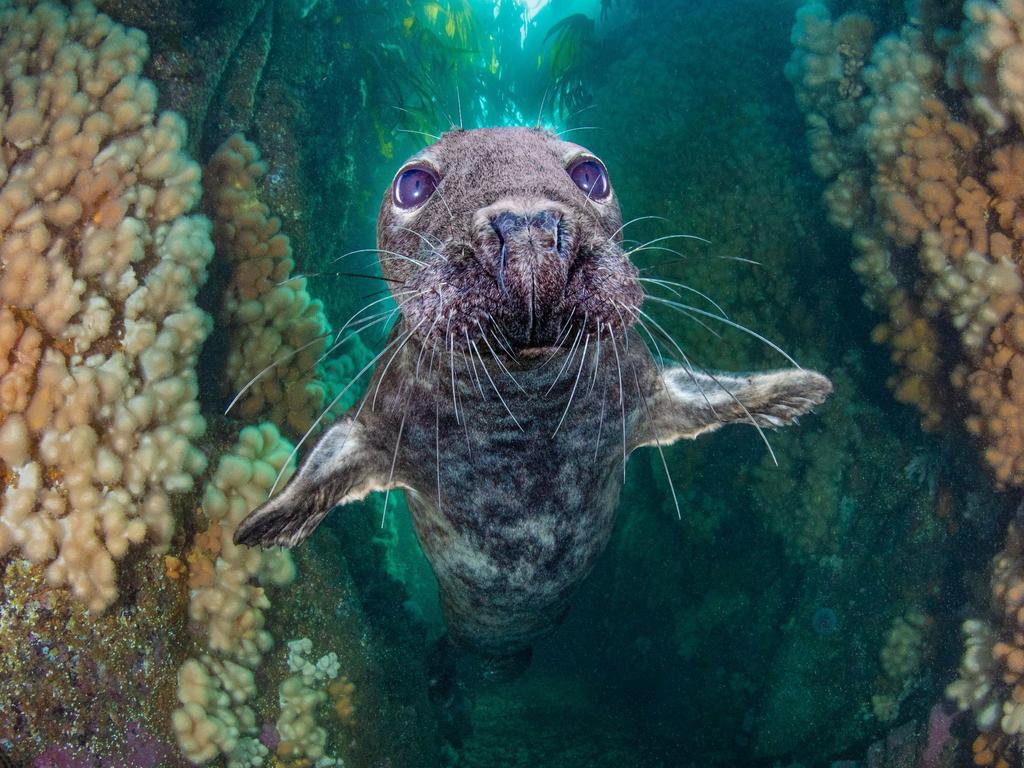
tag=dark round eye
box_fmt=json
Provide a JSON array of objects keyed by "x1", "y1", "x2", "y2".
[
  {"x1": 568, "y1": 158, "x2": 610, "y2": 200},
  {"x1": 393, "y1": 166, "x2": 438, "y2": 208}
]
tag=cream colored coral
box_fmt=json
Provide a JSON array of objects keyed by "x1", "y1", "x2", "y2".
[
  {"x1": 948, "y1": 0, "x2": 1024, "y2": 133},
  {"x1": 171, "y1": 655, "x2": 267, "y2": 767},
  {"x1": 174, "y1": 423, "x2": 298, "y2": 766},
  {"x1": 872, "y1": 609, "x2": 931, "y2": 722},
  {"x1": 190, "y1": 422, "x2": 296, "y2": 667},
  {"x1": 204, "y1": 134, "x2": 331, "y2": 435},
  {"x1": 785, "y1": 5, "x2": 875, "y2": 178},
  {"x1": 277, "y1": 638, "x2": 342, "y2": 766},
  {"x1": 0, "y1": 1, "x2": 211, "y2": 611},
  {"x1": 860, "y1": 28, "x2": 941, "y2": 163}
]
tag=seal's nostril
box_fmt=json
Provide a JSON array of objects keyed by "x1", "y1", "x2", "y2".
[
  {"x1": 491, "y1": 212, "x2": 528, "y2": 241},
  {"x1": 489, "y1": 210, "x2": 562, "y2": 249}
]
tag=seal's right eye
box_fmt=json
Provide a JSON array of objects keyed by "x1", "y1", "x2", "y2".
[{"x1": 393, "y1": 166, "x2": 438, "y2": 209}]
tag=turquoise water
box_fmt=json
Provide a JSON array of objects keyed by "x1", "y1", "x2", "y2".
[{"x1": 1, "y1": 0, "x2": 1020, "y2": 766}]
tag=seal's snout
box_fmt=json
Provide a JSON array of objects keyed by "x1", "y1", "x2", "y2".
[
  {"x1": 475, "y1": 201, "x2": 579, "y2": 342},
  {"x1": 490, "y1": 210, "x2": 563, "y2": 259}
]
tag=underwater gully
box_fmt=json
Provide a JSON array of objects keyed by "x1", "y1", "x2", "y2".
[{"x1": 8, "y1": 0, "x2": 1024, "y2": 766}]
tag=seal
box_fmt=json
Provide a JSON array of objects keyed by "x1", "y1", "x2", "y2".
[{"x1": 234, "y1": 127, "x2": 832, "y2": 670}]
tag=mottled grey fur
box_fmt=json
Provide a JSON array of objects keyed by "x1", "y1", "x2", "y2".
[{"x1": 234, "y1": 127, "x2": 832, "y2": 659}]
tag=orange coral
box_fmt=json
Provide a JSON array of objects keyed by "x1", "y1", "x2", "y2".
[
  {"x1": 329, "y1": 676, "x2": 356, "y2": 724},
  {"x1": 789, "y1": 8, "x2": 1024, "y2": 483},
  {"x1": 870, "y1": 291, "x2": 945, "y2": 430},
  {"x1": 972, "y1": 732, "x2": 1012, "y2": 768}
]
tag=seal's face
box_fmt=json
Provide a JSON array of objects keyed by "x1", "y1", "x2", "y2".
[{"x1": 377, "y1": 127, "x2": 643, "y2": 350}]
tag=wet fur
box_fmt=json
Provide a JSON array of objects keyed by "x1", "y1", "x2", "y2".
[{"x1": 235, "y1": 127, "x2": 833, "y2": 658}]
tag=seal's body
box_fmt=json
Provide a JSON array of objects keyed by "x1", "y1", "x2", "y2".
[{"x1": 235, "y1": 127, "x2": 832, "y2": 662}]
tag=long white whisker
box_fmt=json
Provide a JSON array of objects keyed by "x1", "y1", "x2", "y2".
[
  {"x1": 435, "y1": 401, "x2": 442, "y2": 512},
  {"x1": 645, "y1": 296, "x2": 802, "y2": 368},
  {"x1": 607, "y1": 215, "x2": 669, "y2": 241},
  {"x1": 636, "y1": 276, "x2": 730, "y2": 319},
  {"x1": 553, "y1": 333, "x2": 589, "y2": 437},
  {"x1": 628, "y1": 358, "x2": 681, "y2": 520},
  {"x1": 270, "y1": 323, "x2": 421, "y2": 496},
  {"x1": 476, "y1": 320, "x2": 526, "y2": 394},
  {"x1": 554, "y1": 126, "x2": 601, "y2": 137},
  {"x1": 587, "y1": 320, "x2": 602, "y2": 396},
  {"x1": 546, "y1": 323, "x2": 585, "y2": 396},
  {"x1": 224, "y1": 332, "x2": 332, "y2": 416},
  {"x1": 396, "y1": 128, "x2": 440, "y2": 142},
  {"x1": 373, "y1": 319, "x2": 427, "y2": 410},
  {"x1": 380, "y1": 386, "x2": 409, "y2": 528},
  {"x1": 464, "y1": 329, "x2": 486, "y2": 398},
  {"x1": 608, "y1": 330, "x2": 628, "y2": 477},
  {"x1": 593, "y1": 379, "x2": 607, "y2": 462},
  {"x1": 626, "y1": 233, "x2": 712, "y2": 254},
  {"x1": 471, "y1": 339, "x2": 523, "y2": 430}
]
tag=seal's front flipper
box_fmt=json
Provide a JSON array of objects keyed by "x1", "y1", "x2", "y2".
[
  {"x1": 234, "y1": 418, "x2": 392, "y2": 548},
  {"x1": 635, "y1": 367, "x2": 832, "y2": 447}
]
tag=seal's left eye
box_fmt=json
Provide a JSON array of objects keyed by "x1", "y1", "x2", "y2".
[
  {"x1": 568, "y1": 158, "x2": 610, "y2": 200},
  {"x1": 393, "y1": 166, "x2": 438, "y2": 209}
]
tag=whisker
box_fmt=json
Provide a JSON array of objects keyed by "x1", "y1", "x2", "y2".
[
  {"x1": 593, "y1": 379, "x2": 607, "y2": 462},
  {"x1": 538, "y1": 307, "x2": 578, "y2": 369},
  {"x1": 629, "y1": 358, "x2": 681, "y2": 520},
  {"x1": 270, "y1": 322, "x2": 422, "y2": 496},
  {"x1": 587, "y1": 320, "x2": 602, "y2": 397},
  {"x1": 607, "y1": 214, "x2": 669, "y2": 242},
  {"x1": 377, "y1": 254, "x2": 430, "y2": 269},
  {"x1": 640, "y1": 296, "x2": 721, "y2": 339},
  {"x1": 380, "y1": 384, "x2": 409, "y2": 528},
  {"x1": 447, "y1": 319, "x2": 460, "y2": 427},
  {"x1": 329, "y1": 246, "x2": 403, "y2": 264},
  {"x1": 608, "y1": 330, "x2": 628, "y2": 477},
  {"x1": 487, "y1": 317, "x2": 519, "y2": 360},
  {"x1": 297, "y1": 310, "x2": 399, "y2": 382},
  {"x1": 392, "y1": 225, "x2": 445, "y2": 255},
  {"x1": 627, "y1": 233, "x2": 713, "y2": 253},
  {"x1": 396, "y1": 128, "x2": 441, "y2": 142},
  {"x1": 562, "y1": 102, "x2": 600, "y2": 124},
  {"x1": 471, "y1": 339, "x2": 523, "y2": 430},
  {"x1": 435, "y1": 401, "x2": 442, "y2": 512},
  {"x1": 336, "y1": 289, "x2": 418, "y2": 334},
  {"x1": 373, "y1": 318, "x2": 427, "y2": 410},
  {"x1": 224, "y1": 332, "x2": 332, "y2": 416},
  {"x1": 554, "y1": 126, "x2": 601, "y2": 137},
  {"x1": 553, "y1": 333, "x2": 589, "y2": 437},
  {"x1": 456, "y1": 82, "x2": 463, "y2": 130},
  {"x1": 276, "y1": 271, "x2": 402, "y2": 286},
  {"x1": 464, "y1": 329, "x2": 486, "y2": 398},
  {"x1": 645, "y1": 296, "x2": 801, "y2": 368},
  {"x1": 476, "y1": 320, "x2": 526, "y2": 394},
  {"x1": 637, "y1": 277, "x2": 730, "y2": 319},
  {"x1": 536, "y1": 84, "x2": 551, "y2": 128},
  {"x1": 546, "y1": 323, "x2": 585, "y2": 397},
  {"x1": 640, "y1": 252, "x2": 762, "y2": 267}
]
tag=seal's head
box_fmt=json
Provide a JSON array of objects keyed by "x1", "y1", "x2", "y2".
[{"x1": 377, "y1": 127, "x2": 643, "y2": 350}]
